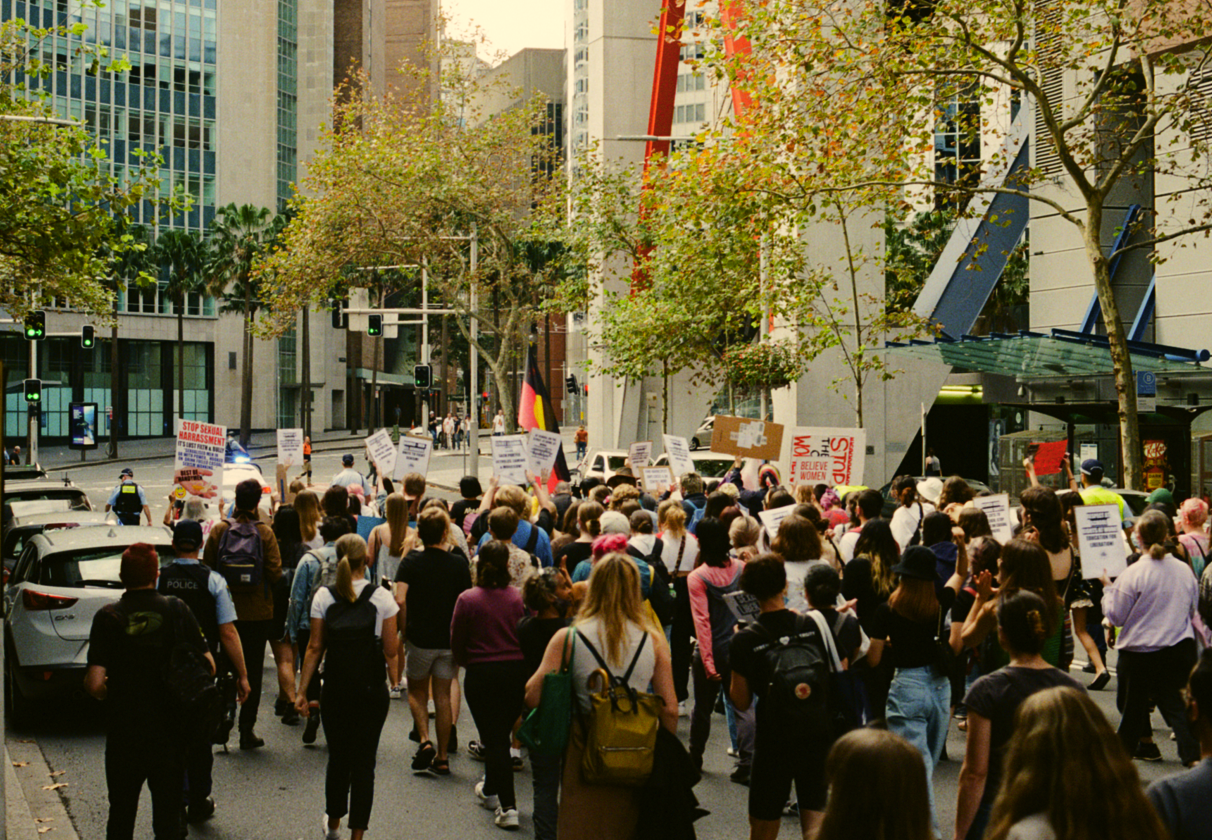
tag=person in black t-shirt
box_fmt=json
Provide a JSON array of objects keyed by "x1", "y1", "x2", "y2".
[
  {"x1": 730, "y1": 556, "x2": 835, "y2": 839},
  {"x1": 85, "y1": 543, "x2": 213, "y2": 840},
  {"x1": 450, "y1": 476, "x2": 483, "y2": 537}
]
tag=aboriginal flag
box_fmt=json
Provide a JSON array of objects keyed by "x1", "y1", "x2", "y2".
[{"x1": 518, "y1": 343, "x2": 571, "y2": 489}]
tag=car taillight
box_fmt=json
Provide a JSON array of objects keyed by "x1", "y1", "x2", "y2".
[{"x1": 22, "y1": 590, "x2": 78, "y2": 611}]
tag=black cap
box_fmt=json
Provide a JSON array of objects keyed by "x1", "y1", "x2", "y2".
[
  {"x1": 172, "y1": 519, "x2": 204, "y2": 551},
  {"x1": 342, "y1": 454, "x2": 354, "y2": 465},
  {"x1": 891, "y1": 545, "x2": 939, "y2": 581},
  {"x1": 1080, "y1": 458, "x2": 1104, "y2": 476},
  {"x1": 120, "y1": 467, "x2": 134, "y2": 478}
]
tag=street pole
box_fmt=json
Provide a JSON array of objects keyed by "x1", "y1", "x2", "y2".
[
  {"x1": 468, "y1": 225, "x2": 480, "y2": 479},
  {"x1": 28, "y1": 334, "x2": 37, "y2": 465},
  {"x1": 759, "y1": 232, "x2": 770, "y2": 422},
  {"x1": 421, "y1": 260, "x2": 429, "y2": 428}
]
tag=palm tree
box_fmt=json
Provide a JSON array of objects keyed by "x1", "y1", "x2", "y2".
[
  {"x1": 207, "y1": 204, "x2": 275, "y2": 446},
  {"x1": 153, "y1": 229, "x2": 206, "y2": 430},
  {"x1": 102, "y1": 221, "x2": 155, "y2": 458}
]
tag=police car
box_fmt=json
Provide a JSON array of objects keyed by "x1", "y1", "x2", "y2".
[{"x1": 3, "y1": 525, "x2": 175, "y2": 720}]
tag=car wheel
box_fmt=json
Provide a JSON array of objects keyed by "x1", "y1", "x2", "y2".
[
  {"x1": 5, "y1": 647, "x2": 34, "y2": 727},
  {"x1": 690, "y1": 437, "x2": 700, "y2": 451}
]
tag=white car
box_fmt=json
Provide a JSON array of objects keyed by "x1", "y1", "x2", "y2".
[
  {"x1": 219, "y1": 463, "x2": 274, "y2": 516},
  {"x1": 578, "y1": 450, "x2": 631, "y2": 487},
  {"x1": 652, "y1": 451, "x2": 750, "y2": 484},
  {"x1": 3, "y1": 525, "x2": 175, "y2": 720}
]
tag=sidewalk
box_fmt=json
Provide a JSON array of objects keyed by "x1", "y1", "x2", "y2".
[{"x1": 6, "y1": 742, "x2": 78, "y2": 840}]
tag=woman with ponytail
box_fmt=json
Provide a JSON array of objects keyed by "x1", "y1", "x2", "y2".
[
  {"x1": 1102, "y1": 508, "x2": 1200, "y2": 766},
  {"x1": 295, "y1": 534, "x2": 399, "y2": 840},
  {"x1": 553, "y1": 500, "x2": 604, "y2": 573},
  {"x1": 954, "y1": 590, "x2": 1085, "y2": 840},
  {"x1": 367, "y1": 493, "x2": 417, "y2": 698}
]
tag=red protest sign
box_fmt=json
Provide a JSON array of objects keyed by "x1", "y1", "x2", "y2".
[{"x1": 1031, "y1": 440, "x2": 1067, "y2": 476}]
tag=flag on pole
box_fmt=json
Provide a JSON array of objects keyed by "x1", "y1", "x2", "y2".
[{"x1": 519, "y1": 342, "x2": 571, "y2": 489}]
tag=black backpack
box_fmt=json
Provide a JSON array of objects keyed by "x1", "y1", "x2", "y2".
[
  {"x1": 751, "y1": 614, "x2": 832, "y2": 738},
  {"x1": 323, "y1": 585, "x2": 384, "y2": 693}
]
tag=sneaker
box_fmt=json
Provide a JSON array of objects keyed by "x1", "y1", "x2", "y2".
[
  {"x1": 1134, "y1": 742, "x2": 1163, "y2": 762},
  {"x1": 468, "y1": 740, "x2": 487, "y2": 762},
  {"x1": 303, "y1": 709, "x2": 321, "y2": 745},
  {"x1": 186, "y1": 796, "x2": 215, "y2": 823},
  {"x1": 389, "y1": 685, "x2": 402, "y2": 701},
  {"x1": 511, "y1": 755, "x2": 524, "y2": 772},
  {"x1": 475, "y1": 780, "x2": 500, "y2": 811},
  {"x1": 782, "y1": 800, "x2": 800, "y2": 817},
  {"x1": 677, "y1": 701, "x2": 689, "y2": 718},
  {"x1": 730, "y1": 765, "x2": 751, "y2": 786},
  {"x1": 322, "y1": 813, "x2": 341, "y2": 840},
  {"x1": 726, "y1": 746, "x2": 738, "y2": 758},
  {"x1": 494, "y1": 807, "x2": 520, "y2": 830}
]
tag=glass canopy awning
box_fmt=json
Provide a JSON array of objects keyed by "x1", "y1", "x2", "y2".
[{"x1": 885, "y1": 329, "x2": 1210, "y2": 378}]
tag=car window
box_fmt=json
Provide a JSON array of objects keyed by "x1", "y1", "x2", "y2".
[
  {"x1": 592, "y1": 456, "x2": 604, "y2": 472},
  {"x1": 607, "y1": 456, "x2": 628, "y2": 471},
  {"x1": 693, "y1": 459, "x2": 733, "y2": 476},
  {"x1": 42, "y1": 547, "x2": 177, "y2": 588},
  {"x1": 12, "y1": 544, "x2": 39, "y2": 584},
  {"x1": 3, "y1": 529, "x2": 33, "y2": 563}
]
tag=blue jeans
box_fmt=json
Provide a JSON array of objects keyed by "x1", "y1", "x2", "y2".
[
  {"x1": 886, "y1": 666, "x2": 950, "y2": 830},
  {"x1": 530, "y1": 751, "x2": 561, "y2": 840}
]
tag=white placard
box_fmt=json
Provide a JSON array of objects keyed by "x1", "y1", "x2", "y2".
[
  {"x1": 492, "y1": 435, "x2": 530, "y2": 486},
  {"x1": 642, "y1": 466, "x2": 675, "y2": 494},
  {"x1": 394, "y1": 434, "x2": 433, "y2": 480},
  {"x1": 786, "y1": 427, "x2": 866, "y2": 488},
  {"x1": 1074, "y1": 503, "x2": 1129, "y2": 580},
  {"x1": 1079, "y1": 443, "x2": 1098, "y2": 463},
  {"x1": 724, "y1": 590, "x2": 762, "y2": 624},
  {"x1": 662, "y1": 434, "x2": 695, "y2": 480},
  {"x1": 758, "y1": 505, "x2": 796, "y2": 540},
  {"x1": 173, "y1": 420, "x2": 225, "y2": 500},
  {"x1": 527, "y1": 429, "x2": 563, "y2": 479},
  {"x1": 628, "y1": 441, "x2": 653, "y2": 471},
  {"x1": 365, "y1": 429, "x2": 397, "y2": 477},
  {"x1": 277, "y1": 428, "x2": 303, "y2": 466},
  {"x1": 972, "y1": 493, "x2": 1015, "y2": 544}
]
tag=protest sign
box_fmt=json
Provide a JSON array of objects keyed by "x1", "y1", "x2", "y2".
[
  {"x1": 724, "y1": 590, "x2": 762, "y2": 624},
  {"x1": 174, "y1": 420, "x2": 225, "y2": 500},
  {"x1": 786, "y1": 427, "x2": 866, "y2": 487},
  {"x1": 492, "y1": 435, "x2": 530, "y2": 486},
  {"x1": 1074, "y1": 503, "x2": 1129, "y2": 579},
  {"x1": 628, "y1": 441, "x2": 653, "y2": 471},
  {"x1": 527, "y1": 429, "x2": 563, "y2": 479},
  {"x1": 394, "y1": 434, "x2": 433, "y2": 480},
  {"x1": 642, "y1": 466, "x2": 675, "y2": 494},
  {"x1": 973, "y1": 494, "x2": 1015, "y2": 543},
  {"x1": 711, "y1": 416, "x2": 785, "y2": 461},
  {"x1": 277, "y1": 428, "x2": 303, "y2": 466},
  {"x1": 1031, "y1": 440, "x2": 1067, "y2": 476},
  {"x1": 758, "y1": 505, "x2": 797, "y2": 540},
  {"x1": 365, "y1": 429, "x2": 397, "y2": 478},
  {"x1": 662, "y1": 434, "x2": 695, "y2": 479}
]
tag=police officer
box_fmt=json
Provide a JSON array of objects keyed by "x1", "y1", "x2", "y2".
[
  {"x1": 106, "y1": 468, "x2": 152, "y2": 526},
  {"x1": 158, "y1": 520, "x2": 251, "y2": 824}
]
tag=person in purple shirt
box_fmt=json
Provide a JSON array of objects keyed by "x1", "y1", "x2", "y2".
[
  {"x1": 1101, "y1": 509, "x2": 1200, "y2": 764},
  {"x1": 451, "y1": 541, "x2": 527, "y2": 830}
]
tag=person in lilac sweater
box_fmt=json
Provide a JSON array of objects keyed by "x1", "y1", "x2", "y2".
[
  {"x1": 451, "y1": 540, "x2": 527, "y2": 829},
  {"x1": 1101, "y1": 509, "x2": 1200, "y2": 765}
]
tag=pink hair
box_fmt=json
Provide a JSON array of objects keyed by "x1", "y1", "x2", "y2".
[
  {"x1": 1180, "y1": 497, "x2": 1208, "y2": 529},
  {"x1": 591, "y1": 533, "x2": 628, "y2": 560}
]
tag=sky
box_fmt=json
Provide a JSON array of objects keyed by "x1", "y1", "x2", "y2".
[{"x1": 443, "y1": 0, "x2": 567, "y2": 62}]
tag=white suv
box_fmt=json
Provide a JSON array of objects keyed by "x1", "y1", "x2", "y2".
[{"x1": 4, "y1": 525, "x2": 175, "y2": 720}]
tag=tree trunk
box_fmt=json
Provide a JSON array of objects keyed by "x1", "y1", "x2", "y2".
[
  {"x1": 301, "y1": 307, "x2": 311, "y2": 438},
  {"x1": 176, "y1": 292, "x2": 185, "y2": 431},
  {"x1": 240, "y1": 280, "x2": 253, "y2": 446},
  {"x1": 108, "y1": 298, "x2": 119, "y2": 459},
  {"x1": 1083, "y1": 205, "x2": 1142, "y2": 489}
]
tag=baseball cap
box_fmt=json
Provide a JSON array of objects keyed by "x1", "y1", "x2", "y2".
[
  {"x1": 599, "y1": 510, "x2": 631, "y2": 536},
  {"x1": 1080, "y1": 458, "x2": 1104, "y2": 476},
  {"x1": 172, "y1": 519, "x2": 204, "y2": 551},
  {"x1": 120, "y1": 467, "x2": 134, "y2": 478},
  {"x1": 342, "y1": 454, "x2": 354, "y2": 465}
]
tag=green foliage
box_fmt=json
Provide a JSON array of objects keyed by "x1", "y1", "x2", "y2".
[{"x1": 723, "y1": 341, "x2": 803, "y2": 392}]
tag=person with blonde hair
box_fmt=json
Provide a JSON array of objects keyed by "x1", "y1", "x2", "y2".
[
  {"x1": 730, "y1": 516, "x2": 762, "y2": 562},
  {"x1": 368, "y1": 493, "x2": 416, "y2": 698},
  {"x1": 524, "y1": 552, "x2": 677, "y2": 838},
  {"x1": 659, "y1": 499, "x2": 699, "y2": 711},
  {"x1": 294, "y1": 490, "x2": 323, "y2": 550},
  {"x1": 816, "y1": 729, "x2": 934, "y2": 840},
  {"x1": 295, "y1": 533, "x2": 398, "y2": 840},
  {"x1": 984, "y1": 686, "x2": 1168, "y2": 840}
]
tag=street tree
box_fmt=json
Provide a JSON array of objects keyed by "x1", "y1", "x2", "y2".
[
  {"x1": 257, "y1": 55, "x2": 568, "y2": 432},
  {"x1": 154, "y1": 229, "x2": 207, "y2": 428},
  {"x1": 99, "y1": 221, "x2": 156, "y2": 457},
  {"x1": 704, "y1": 0, "x2": 1212, "y2": 486}
]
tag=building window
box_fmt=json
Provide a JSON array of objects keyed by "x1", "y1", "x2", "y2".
[{"x1": 934, "y1": 85, "x2": 982, "y2": 207}]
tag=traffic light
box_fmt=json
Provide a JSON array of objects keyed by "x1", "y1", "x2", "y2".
[
  {"x1": 81, "y1": 325, "x2": 95, "y2": 349},
  {"x1": 330, "y1": 299, "x2": 348, "y2": 330},
  {"x1": 414, "y1": 364, "x2": 432, "y2": 389},
  {"x1": 23, "y1": 311, "x2": 45, "y2": 340},
  {"x1": 23, "y1": 379, "x2": 41, "y2": 403},
  {"x1": 367, "y1": 314, "x2": 383, "y2": 336},
  {"x1": 566, "y1": 374, "x2": 578, "y2": 394}
]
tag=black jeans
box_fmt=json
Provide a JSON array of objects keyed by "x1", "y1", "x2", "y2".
[
  {"x1": 235, "y1": 618, "x2": 271, "y2": 733},
  {"x1": 105, "y1": 735, "x2": 184, "y2": 840},
  {"x1": 672, "y1": 576, "x2": 693, "y2": 703},
  {"x1": 321, "y1": 682, "x2": 390, "y2": 831},
  {"x1": 689, "y1": 648, "x2": 753, "y2": 767},
  {"x1": 183, "y1": 728, "x2": 213, "y2": 808},
  {"x1": 464, "y1": 660, "x2": 527, "y2": 810},
  {"x1": 1116, "y1": 639, "x2": 1199, "y2": 765}
]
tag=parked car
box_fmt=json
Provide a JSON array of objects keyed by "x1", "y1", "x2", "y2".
[
  {"x1": 3, "y1": 525, "x2": 175, "y2": 720},
  {"x1": 690, "y1": 417, "x2": 714, "y2": 451},
  {"x1": 651, "y1": 451, "x2": 746, "y2": 484},
  {"x1": 2, "y1": 480, "x2": 92, "y2": 530},
  {"x1": 577, "y1": 450, "x2": 631, "y2": 487},
  {"x1": 1, "y1": 510, "x2": 117, "y2": 583},
  {"x1": 2, "y1": 464, "x2": 49, "y2": 482},
  {"x1": 878, "y1": 476, "x2": 994, "y2": 519}
]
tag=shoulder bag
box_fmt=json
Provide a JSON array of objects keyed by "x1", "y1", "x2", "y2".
[{"x1": 517, "y1": 629, "x2": 576, "y2": 756}]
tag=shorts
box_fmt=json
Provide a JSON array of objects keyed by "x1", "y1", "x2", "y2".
[
  {"x1": 748, "y1": 731, "x2": 830, "y2": 820},
  {"x1": 406, "y1": 642, "x2": 456, "y2": 681}
]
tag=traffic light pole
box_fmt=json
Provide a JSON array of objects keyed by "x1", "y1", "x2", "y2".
[
  {"x1": 27, "y1": 335, "x2": 37, "y2": 465},
  {"x1": 468, "y1": 225, "x2": 480, "y2": 479}
]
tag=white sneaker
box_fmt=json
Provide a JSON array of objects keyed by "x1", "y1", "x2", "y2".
[
  {"x1": 494, "y1": 807, "x2": 520, "y2": 830},
  {"x1": 475, "y1": 780, "x2": 500, "y2": 811},
  {"x1": 726, "y1": 746, "x2": 738, "y2": 758},
  {"x1": 322, "y1": 814, "x2": 341, "y2": 840},
  {"x1": 388, "y1": 685, "x2": 402, "y2": 700},
  {"x1": 678, "y1": 701, "x2": 689, "y2": 717}
]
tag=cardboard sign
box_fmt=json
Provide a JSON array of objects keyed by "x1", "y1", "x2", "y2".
[
  {"x1": 642, "y1": 466, "x2": 675, "y2": 494},
  {"x1": 1031, "y1": 440, "x2": 1067, "y2": 476},
  {"x1": 710, "y1": 415, "x2": 785, "y2": 461},
  {"x1": 394, "y1": 434, "x2": 433, "y2": 480},
  {"x1": 365, "y1": 429, "x2": 397, "y2": 477},
  {"x1": 972, "y1": 493, "x2": 1015, "y2": 543},
  {"x1": 724, "y1": 590, "x2": 762, "y2": 624},
  {"x1": 277, "y1": 428, "x2": 304, "y2": 467},
  {"x1": 492, "y1": 435, "x2": 530, "y2": 486},
  {"x1": 662, "y1": 434, "x2": 695, "y2": 480},
  {"x1": 1074, "y1": 503, "x2": 1129, "y2": 579},
  {"x1": 628, "y1": 441, "x2": 653, "y2": 471},
  {"x1": 786, "y1": 427, "x2": 866, "y2": 487},
  {"x1": 173, "y1": 420, "x2": 225, "y2": 500},
  {"x1": 527, "y1": 429, "x2": 563, "y2": 479},
  {"x1": 758, "y1": 505, "x2": 797, "y2": 540}
]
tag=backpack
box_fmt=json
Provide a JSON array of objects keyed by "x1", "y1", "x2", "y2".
[
  {"x1": 305, "y1": 547, "x2": 341, "y2": 610},
  {"x1": 751, "y1": 613, "x2": 833, "y2": 739},
  {"x1": 687, "y1": 502, "x2": 706, "y2": 535},
  {"x1": 322, "y1": 584, "x2": 384, "y2": 693},
  {"x1": 523, "y1": 522, "x2": 542, "y2": 568},
  {"x1": 163, "y1": 633, "x2": 221, "y2": 738},
  {"x1": 579, "y1": 632, "x2": 663, "y2": 787},
  {"x1": 215, "y1": 518, "x2": 264, "y2": 593}
]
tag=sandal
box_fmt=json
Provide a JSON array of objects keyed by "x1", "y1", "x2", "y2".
[
  {"x1": 428, "y1": 757, "x2": 451, "y2": 777},
  {"x1": 411, "y1": 741, "x2": 436, "y2": 773}
]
